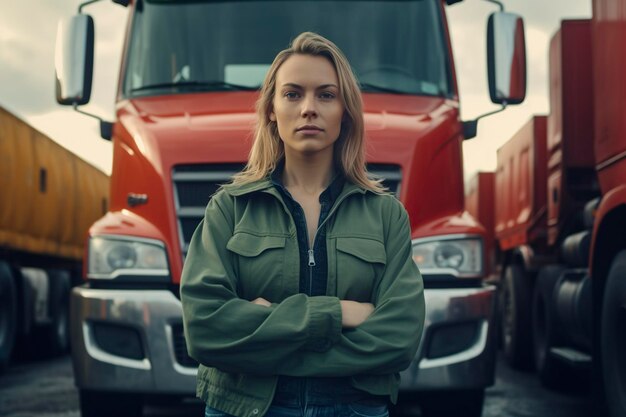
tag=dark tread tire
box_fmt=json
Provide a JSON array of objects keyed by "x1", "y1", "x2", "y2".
[
  {"x1": 0, "y1": 262, "x2": 17, "y2": 371},
  {"x1": 601, "y1": 250, "x2": 626, "y2": 417},
  {"x1": 501, "y1": 264, "x2": 533, "y2": 370},
  {"x1": 79, "y1": 389, "x2": 143, "y2": 417},
  {"x1": 532, "y1": 265, "x2": 567, "y2": 388},
  {"x1": 38, "y1": 270, "x2": 71, "y2": 357}
]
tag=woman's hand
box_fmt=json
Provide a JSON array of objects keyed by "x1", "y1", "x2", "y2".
[
  {"x1": 340, "y1": 300, "x2": 374, "y2": 328},
  {"x1": 251, "y1": 297, "x2": 272, "y2": 307}
]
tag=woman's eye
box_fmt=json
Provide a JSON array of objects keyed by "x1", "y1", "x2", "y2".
[
  {"x1": 284, "y1": 91, "x2": 299, "y2": 99},
  {"x1": 320, "y1": 92, "x2": 335, "y2": 99}
]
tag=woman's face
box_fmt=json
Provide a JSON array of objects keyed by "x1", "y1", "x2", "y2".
[{"x1": 270, "y1": 54, "x2": 344, "y2": 158}]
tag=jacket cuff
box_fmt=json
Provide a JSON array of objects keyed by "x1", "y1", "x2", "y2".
[{"x1": 305, "y1": 296, "x2": 342, "y2": 352}]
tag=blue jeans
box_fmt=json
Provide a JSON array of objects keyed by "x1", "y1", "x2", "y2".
[{"x1": 204, "y1": 403, "x2": 389, "y2": 417}]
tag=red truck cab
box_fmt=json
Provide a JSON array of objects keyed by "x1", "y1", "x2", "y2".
[{"x1": 54, "y1": 1, "x2": 527, "y2": 416}]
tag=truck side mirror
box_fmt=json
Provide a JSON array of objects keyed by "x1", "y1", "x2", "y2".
[
  {"x1": 487, "y1": 12, "x2": 526, "y2": 105},
  {"x1": 55, "y1": 14, "x2": 95, "y2": 106}
]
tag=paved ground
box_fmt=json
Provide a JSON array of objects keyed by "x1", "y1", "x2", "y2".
[{"x1": 0, "y1": 353, "x2": 603, "y2": 417}]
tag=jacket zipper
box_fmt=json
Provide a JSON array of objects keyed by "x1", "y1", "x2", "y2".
[{"x1": 303, "y1": 189, "x2": 358, "y2": 295}]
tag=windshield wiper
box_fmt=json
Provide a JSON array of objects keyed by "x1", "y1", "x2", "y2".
[
  {"x1": 359, "y1": 83, "x2": 413, "y2": 95},
  {"x1": 130, "y1": 80, "x2": 259, "y2": 93}
]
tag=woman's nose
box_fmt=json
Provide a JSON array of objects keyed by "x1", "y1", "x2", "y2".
[{"x1": 300, "y1": 95, "x2": 318, "y2": 118}]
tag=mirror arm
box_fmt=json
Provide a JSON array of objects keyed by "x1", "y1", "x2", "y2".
[
  {"x1": 462, "y1": 102, "x2": 507, "y2": 140},
  {"x1": 79, "y1": 0, "x2": 128, "y2": 13},
  {"x1": 72, "y1": 104, "x2": 113, "y2": 141},
  {"x1": 78, "y1": 0, "x2": 105, "y2": 13},
  {"x1": 482, "y1": 0, "x2": 504, "y2": 11}
]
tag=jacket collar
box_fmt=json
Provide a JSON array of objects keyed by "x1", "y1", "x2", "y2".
[{"x1": 222, "y1": 177, "x2": 367, "y2": 198}]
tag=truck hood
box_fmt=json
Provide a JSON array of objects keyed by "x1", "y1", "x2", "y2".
[
  {"x1": 116, "y1": 91, "x2": 459, "y2": 172},
  {"x1": 111, "y1": 92, "x2": 467, "y2": 274}
]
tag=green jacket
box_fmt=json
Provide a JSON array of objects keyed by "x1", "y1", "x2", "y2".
[{"x1": 180, "y1": 178, "x2": 425, "y2": 417}]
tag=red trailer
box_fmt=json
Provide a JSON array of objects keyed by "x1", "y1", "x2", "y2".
[
  {"x1": 494, "y1": 115, "x2": 549, "y2": 367},
  {"x1": 493, "y1": 11, "x2": 626, "y2": 417}
]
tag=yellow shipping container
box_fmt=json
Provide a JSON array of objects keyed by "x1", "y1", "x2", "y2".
[{"x1": 0, "y1": 107, "x2": 109, "y2": 261}]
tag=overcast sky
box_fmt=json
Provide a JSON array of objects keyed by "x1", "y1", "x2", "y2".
[{"x1": 0, "y1": 0, "x2": 591, "y2": 178}]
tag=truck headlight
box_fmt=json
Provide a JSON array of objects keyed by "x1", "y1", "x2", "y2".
[
  {"x1": 412, "y1": 235, "x2": 483, "y2": 278},
  {"x1": 88, "y1": 235, "x2": 169, "y2": 280}
]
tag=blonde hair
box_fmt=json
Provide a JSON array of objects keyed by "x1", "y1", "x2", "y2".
[{"x1": 232, "y1": 32, "x2": 385, "y2": 193}]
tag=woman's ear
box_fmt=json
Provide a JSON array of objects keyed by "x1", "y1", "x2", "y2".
[{"x1": 269, "y1": 111, "x2": 276, "y2": 122}]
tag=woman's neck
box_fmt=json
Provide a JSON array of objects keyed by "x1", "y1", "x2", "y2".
[{"x1": 282, "y1": 151, "x2": 335, "y2": 195}]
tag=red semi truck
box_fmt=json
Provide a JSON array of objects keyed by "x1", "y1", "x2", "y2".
[
  {"x1": 54, "y1": 1, "x2": 528, "y2": 416},
  {"x1": 486, "y1": 5, "x2": 626, "y2": 416}
]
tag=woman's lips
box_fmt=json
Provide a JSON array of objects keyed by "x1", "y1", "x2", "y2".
[{"x1": 296, "y1": 126, "x2": 323, "y2": 135}]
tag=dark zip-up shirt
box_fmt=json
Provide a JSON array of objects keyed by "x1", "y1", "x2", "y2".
[
  {"x1": 270, "y1": 161, "x2": 384, "y2": 406},
  {"x1": 270, "y1": 161, "x2": 343, "y2": 297}
]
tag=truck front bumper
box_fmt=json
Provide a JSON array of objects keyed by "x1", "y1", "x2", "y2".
[{"x1": 70, "y1": 285, "x2": 496, "y2": 394}]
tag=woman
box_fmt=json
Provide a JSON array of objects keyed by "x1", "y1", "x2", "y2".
[{"x1": 181, "y1": 32, "x2": 425, "y2": 417}]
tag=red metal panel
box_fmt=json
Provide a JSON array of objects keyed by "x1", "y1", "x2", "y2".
[
  {"x1": 547, "y1": 20, "x2": 595, "y2": 245},
  {"x1": 495, "y1": 116, "x2": 548, "y2": 251},
  {"x1": 466, "y1": 172, "x2": 495, "y2": 275},
  {"x1": 593, "y1": 0, "x2": 626, "y2": 193}
]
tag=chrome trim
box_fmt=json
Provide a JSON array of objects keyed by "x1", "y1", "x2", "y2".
[
  {"x1": 172, "y1": 165, "x2": 241, "y2": 260},
  {"x1": 412, "y1": 233, "x2": 482, "y2": 244},
  {"x1": 165, "y1": 324, "x2": 197, "y2": 376},
  {"x1": 91, "y1": 234, "x2": 166, "y2": 247},
  {"x1": 172, "y1": 171, "x2": 238, "y2": 182},
  {"x1": 177, "y1": 207, "x2": 206, "y2": 218},
  {"x1": 71, "y1": 285, "x2": 495, "y2": 393},
  {"x1": 596, "y1": 148, "x2": 626, "y2": 171},
  {"x1": 82, "y1": 322, "x2": 151, "y2": 370},
  {"x1": 419, "y1": 320, "x2": 488, "y2": 369},
  {"x1": 400, "y1": 285, "x2": 497, "y2": 390},
  {"x1": 70, "y1": 287, "x2": 197, "y2": 393},
  {"x1": 88, "y1": 269, "x2": 169, "y2": 280}
]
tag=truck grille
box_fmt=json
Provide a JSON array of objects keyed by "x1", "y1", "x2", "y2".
[
  {"x1": 171, "y1": 323, "x2": 198, "y2": 368},
  {"x1": 172, "y1": 163, "x2": 401, "y2": 259},
  {"x1": 172, "y1": 164, "x2": 245, "y2": 258}
]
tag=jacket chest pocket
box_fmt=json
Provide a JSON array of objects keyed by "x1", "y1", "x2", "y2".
[
  {"x1": 335, "y1": 237, "x2": 386, "y2": 302},
  {"x1": 226, "y1": 233, "x2": 287, "y2": 300}
]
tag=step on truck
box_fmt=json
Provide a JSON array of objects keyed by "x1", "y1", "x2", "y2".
[{"x1": 54, "y1": 1, "x2": 528, "y2": 416}]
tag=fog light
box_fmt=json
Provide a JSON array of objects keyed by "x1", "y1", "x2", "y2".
[
  {"x1": 92, "y1": 322, "x2": 144, "y2": 360},
  {"x1": 426, "y1": 321, "x2": 480, "y2": 359}
]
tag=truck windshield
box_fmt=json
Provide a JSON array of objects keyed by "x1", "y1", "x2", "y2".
[{"x1": 123, "y1": 0, "x2": 451, "y2": 97}]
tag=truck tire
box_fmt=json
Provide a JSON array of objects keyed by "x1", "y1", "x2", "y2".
[
  {"x1": 532, "y1": 265, "x2": 566, "y2": 388},
  {"x1": 37, "y1": 270, "x2": 71, "y2": 357},
  {"x1": 601, "y1": 250, "x2": 626, "y2": 417},
  {"x1": 418, "y1": 389, "x2": 484, "y2": 417},
  {"x1": 0, "y1": 262, "x2": 17, "y2": 371},
  {"x1": 79, "y1": 390, "x2": 143, "y2": 417},
  {"x1": 501, "y1": 264, "x2": 533, "y2": 369}
]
